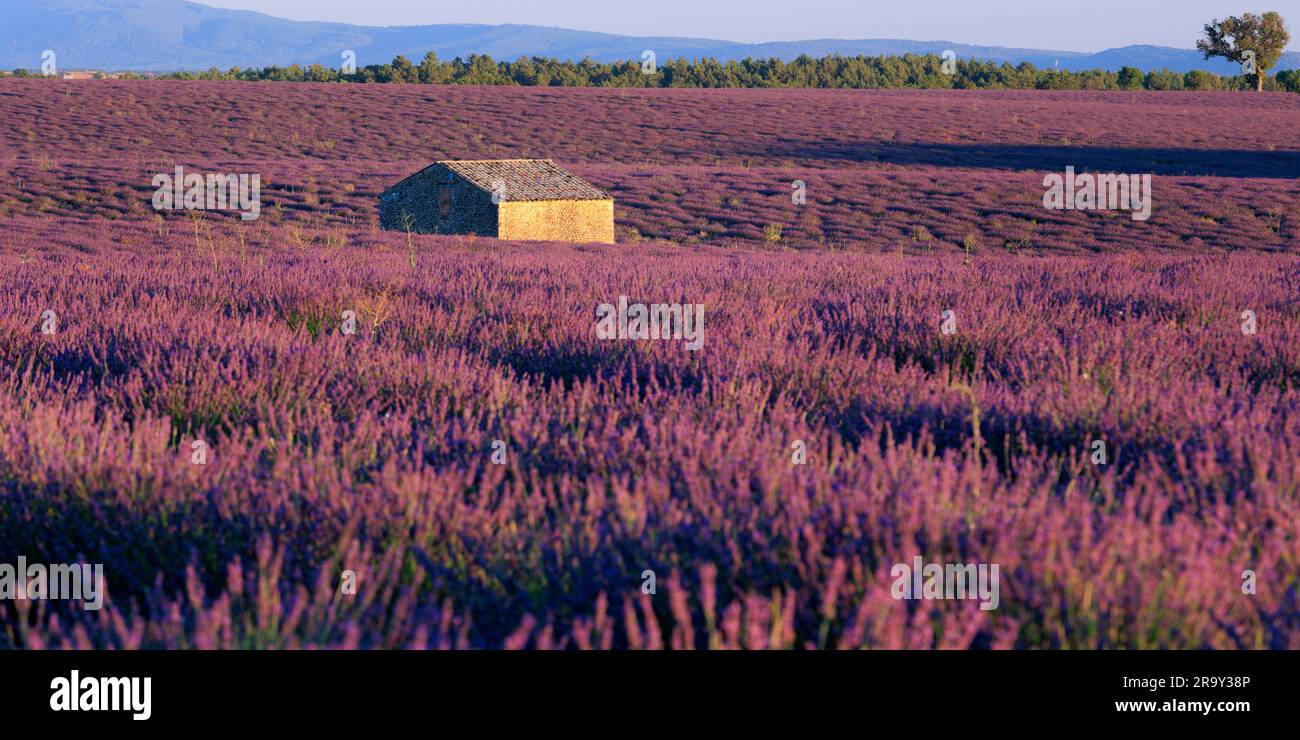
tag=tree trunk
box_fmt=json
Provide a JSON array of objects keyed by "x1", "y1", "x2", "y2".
[{"x1": 1257, "y1": 71, "x2": 1265, "y2": 92}]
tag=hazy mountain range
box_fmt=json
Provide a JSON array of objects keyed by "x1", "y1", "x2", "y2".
[{"x1": 3, "y1": 0, "x2": 1297, "y2": 74}]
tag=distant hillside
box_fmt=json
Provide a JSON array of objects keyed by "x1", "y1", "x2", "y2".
[{"x1": 2, "y1": 0, "x2": 1297, "y2": 74}]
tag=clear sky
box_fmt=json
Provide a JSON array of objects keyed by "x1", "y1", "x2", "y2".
[{"x1": 200, "y1": 1, "x2": 1298, "y2": 52}]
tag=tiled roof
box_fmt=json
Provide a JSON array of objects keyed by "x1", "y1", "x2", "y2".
[{"x1": 433, "y1": 160, "x2": 610, "y2": 202}]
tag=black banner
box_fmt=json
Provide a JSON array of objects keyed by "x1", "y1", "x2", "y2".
[{"x1": 1, "y1": 649, "x2": 1287, "y2": 729}]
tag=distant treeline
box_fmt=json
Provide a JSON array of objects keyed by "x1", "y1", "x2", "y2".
[{"x1": 6, "y1": 52, "x2": 1300, "y2": 92}]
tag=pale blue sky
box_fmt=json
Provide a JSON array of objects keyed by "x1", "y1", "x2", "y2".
[{"x1": 202, "y1": 1, "x2": 1299, "y2": 53}]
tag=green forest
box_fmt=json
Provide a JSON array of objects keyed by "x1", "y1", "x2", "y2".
[{"x1": 7, "y1": 52, "x2": 1300, "y2": 92}]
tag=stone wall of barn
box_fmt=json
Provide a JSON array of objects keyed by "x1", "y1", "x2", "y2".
[
  {"x1": 379, "y1": 164, "x2": 497, "y2": 236},
  {"x1": 498, "y1": 200, "x2": 615, "y2": 243}
]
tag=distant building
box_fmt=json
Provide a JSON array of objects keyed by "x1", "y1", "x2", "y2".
[
  {"x1": 59, "y1": 71, "x2": 122, "y2": 80},
  {"x1": 380, "y1": 159, "x2": 614, "y2": 243}
]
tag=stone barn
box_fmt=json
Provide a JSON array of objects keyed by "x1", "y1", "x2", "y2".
[{"x1": 379, "y1": 159, "x2": 615, "y2": 243}]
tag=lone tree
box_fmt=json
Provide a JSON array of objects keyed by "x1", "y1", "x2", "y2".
[{"x1": 1197, "y1": 12, "x2": 1291, "y2": 91}]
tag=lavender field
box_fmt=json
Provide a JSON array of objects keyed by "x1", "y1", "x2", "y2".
[{"x1": 0, "y1": 80, "x2": 1297, "y2": 649}]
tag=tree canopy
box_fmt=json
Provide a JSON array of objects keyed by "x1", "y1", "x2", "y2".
[{"x1": 1197, "y1": 11, "x2": 1291, "y2": 91}]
